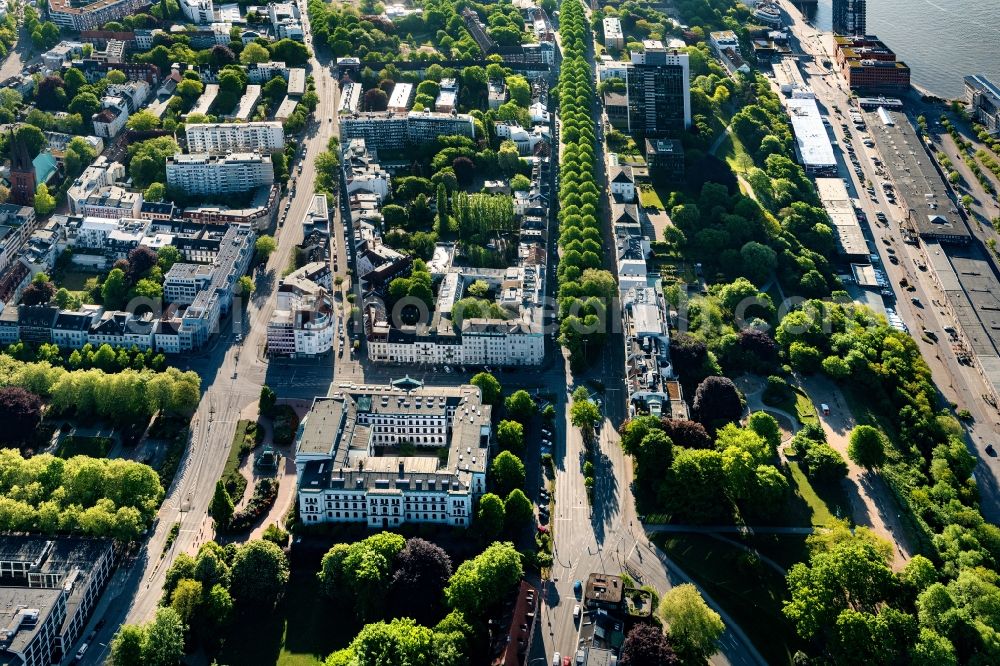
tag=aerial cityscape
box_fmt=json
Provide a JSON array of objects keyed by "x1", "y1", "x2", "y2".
[{"x1": 0, "y1": 0, "x2": 996, "y2": 664}]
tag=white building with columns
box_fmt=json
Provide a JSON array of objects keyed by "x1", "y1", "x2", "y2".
[{"x1": 295, "y1": 380, "x2": 491, "y2": 529}]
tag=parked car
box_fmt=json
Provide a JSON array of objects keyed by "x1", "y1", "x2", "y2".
[
  {"x1": 553, "y1": 652, "x2": 561, "y2": 666},
  {"x1": 573, "y1": 604, "x2": 581, "y2": 620}
]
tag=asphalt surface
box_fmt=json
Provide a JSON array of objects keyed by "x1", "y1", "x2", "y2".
[
  {"x1": 779, "y1": 0, "x2": 1000, "y2": 525},
  {"x1": 72, "y1": 8, "x2": 344, "y2": 663},
  {"x1": 539, "y1": 9, "x2": 764, "y2": 666}
]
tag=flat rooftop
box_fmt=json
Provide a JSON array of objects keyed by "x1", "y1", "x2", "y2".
[
  {"x1": 786, "y1": 97, "x2": 836, "y2": 170},
  {"x1": 815, "y1": 177, "x2": 868, "y2": 257},
  {"x1": 865, "y1": 108, "x2": 969, "y2": 242}
]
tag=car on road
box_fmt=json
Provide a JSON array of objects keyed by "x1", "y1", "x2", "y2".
[
  {"x1": 75, "y1": 644, "x2": 89, "y2": 662},
  {"x1": 552, "y1": 652, "x2": 561, "y2": 666},
  {"x1": 576, "y1": 649, "x2": 585, "y2": 665},
  {"x1": 573, "y1": 604, "x2": 581, "y2": 620},
  {"x1": 889, "y1": 255, "x2": 899, "y2": 265},
  {"x1": 911, "y1": 297, "x2": 921, "y2": 306},
  {"x1": 923, "y1": 329, "x2": 937, "y2": 341},
  {"x1": 574, "y1": 580, "x2": 582, "y2": 597},
  {"x1": 562, "y1": 657, "x2": 571, "y2": 666},
  {"x1": 987, "y1": 444, "x2": 996, "y2": 457}
]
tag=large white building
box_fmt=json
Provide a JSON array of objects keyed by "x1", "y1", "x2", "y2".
[
  {"x1": 179, "y1": 0, "x2": 214, "y2": 24},
  {"x1": 66, "y1": 157, "x2": 127, "y2": 215},
  {"x1": 185, "y1": 121, "x2": 286, "y2": 154},
  {"x1": 338, "y1": 82, "x2": 362, "y2": 115},
  {"x1": 785, "y1": 97, "x2": 837, "y2": 175},
  {"x1": 366, "y1": 266, "x2": 546, "y2": 367},
  {"x1": 295, "y1": 380, "x2": 491, "y2": 528},
  {"x1": 387, "y1": 82, "x2": 413, "y2": 113},
  {"x1": 166, "y1": 152, "x2": 275, "y2": 195},
  {"x1": 267, "y1": 263, "x2": 335, "y2": 357}
]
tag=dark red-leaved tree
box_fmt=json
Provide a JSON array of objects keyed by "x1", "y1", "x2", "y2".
[
  {"x1": 209, "y1": 44, "x2": 236, "y2": 66},
  {"x1": 20, "y1": 281, "x2": 55, "y2": 306},
  {"x1": 126, "y1": 246, "x2": 158, "y2": 283},
  {"x1": 737, "y1": 329, "x2": 778, "y2": 367},
  {"x1": 390, "y1": 537, "x2": 453, "y2": 624},
  {"x1": 619, "y1": 623, "x2": 680, "y2": 666},
  {"x1": 365, "y1": 88, "x2": 388, "y2": 111},
  {"x1": 660, "y1": 418, "x2": 713, "y2": 450},
  {"x1": 452, "y1": 156, "x2": 475, "y2": 187},
  {"x1": 0, "y1": 387, "x2": 44, "y2": 446},
  {"x1": 692, "y1": 376, "x2": 743, "y2": 432}
]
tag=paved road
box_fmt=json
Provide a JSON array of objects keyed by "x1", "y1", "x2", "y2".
[
  {"x1": 74, "y1": 7, "x2": 342, "y2": 663},
  {"x1": 541, "y1": 7, "x2": 764, "y2": 666},
  {"x1": 779, "y1": 0, "x2": 1000, "y2": 526}
]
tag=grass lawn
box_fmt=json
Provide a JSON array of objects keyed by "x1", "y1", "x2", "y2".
[
  {"x1": 786, "y1": 460, "x2": 851, "y2": 527},
  {"x1": 794, "y1": 391, "x2": 818, "y2": 426},
  {"x1": 56, "y1": 436, "x2": 112, "y2": 458},
  {"x1": 653, "y1": 533, "x2": 801, "y2": 666},
  {"x1": 638, "y1": 184, "x2": 664, "y2": 209},
  {"x1": 222, "y1": 420, "x2": 256, "y2": 503},
  {"x1": 762, "y1": 386, "x2": 817, "y2": 427},
  {"x1": 217, "y1": 559, "x2": 360, "y2": 666},
  {"x1": 717, "y1": 129, "x2": 753, "y2": 174},
  {"x1": 57, "y1": 270, "x2": 100, "y2": 291}
]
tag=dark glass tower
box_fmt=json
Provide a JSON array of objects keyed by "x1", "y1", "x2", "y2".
[{"x1": 832, "y1": 0, "x2": 867, "y2": 35}]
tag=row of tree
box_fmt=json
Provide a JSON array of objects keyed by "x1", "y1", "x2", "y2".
[
  {"x1": 0, "y1": 448, "x2": 163, "y2": 541},
  {"x1": 0, "y1": 355, "x2": 200, "y2": 423},
  {"x1": 555, "y1": 0, "x2": 617, "y2": 370}
]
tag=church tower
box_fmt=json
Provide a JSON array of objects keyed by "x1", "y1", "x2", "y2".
[{"x1": 8, "y1": 130, "x2": 36, "y2": 206}]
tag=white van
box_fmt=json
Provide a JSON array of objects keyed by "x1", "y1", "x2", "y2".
[
  {"x1": 821, "y1": 404, "x2": 831, "y2": 416},
  {"x1": 75, "y1": 643, "x2": 89, "y2": 661}
]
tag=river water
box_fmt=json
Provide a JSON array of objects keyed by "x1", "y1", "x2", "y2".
[{"x1": 800, "y1": 0, "x2": 1000, "y2": 99}]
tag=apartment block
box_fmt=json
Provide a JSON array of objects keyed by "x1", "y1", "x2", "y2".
[
  {"x1": 339, "y1": 111, "x2": 475, "y2": 151},
  {"x1": 48, "y1": 0, "x2": 150, "y2": 31},
  {"x1": 387, "y1": 82, "x2": 413, "y2": 113},
  {"x1": 267, "y1": 263, "x2": 335, "y2": 357},
  {"x1": 185, "y1": 122, "x2": 286, "y2": 154},
  {"x1": 966, "y1": 75, "x2": 1000, "y2": 135},
  {"x1": 66, "y1": 157, "x2": 127, "y2": 215},
  {"x1": 832, "y1": 0, "x2": 866, "y2": 35},
  {"x1": 166, "y1": 152, "x2": 275, "y2": 196},
  {"x1": 0, "y1": 537, "x2": 114, "y2": 666},
  {"x1": 603, "y1": 17, "x2": 624, "y2": 50}
]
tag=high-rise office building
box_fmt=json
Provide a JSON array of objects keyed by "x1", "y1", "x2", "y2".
[
  {"x1": 832, "y1": 0, "x2": 866, "y2": 36},
  {"x1": 626, "y1": 40, "x2": 691, "y2": 136}
]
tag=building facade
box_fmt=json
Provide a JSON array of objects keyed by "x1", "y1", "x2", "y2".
[
  {"x1": 602, "y1": 17, "x2": 624, "y2": 50},
  {"x1": 0, "y1": 537, "x2": 114, "y2": 666},
  {"x1": 185, "y1": 122, "x2": 286, "y2": 154},
  {"x1": 626, "y1": 40, "x2": 691, "y2": 135},
  {"x1": 48, "y1": 0, "x2": 150, "y2": 31},
  {"x1": 266, "y1": 264, "x2": 335, "y2": 357},
  {"x1": 965, "y1": 75, "x2": 1000, "y2": 135},
  {"x1": 832, "y1": 0, "x2": 866, "y2": 36},
  {"x1": 295, "y1": 381, "x2": 491, "y2": 529},
  {"x1": 165, "y1": 152, "x2": 275, "y2": 195}
]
